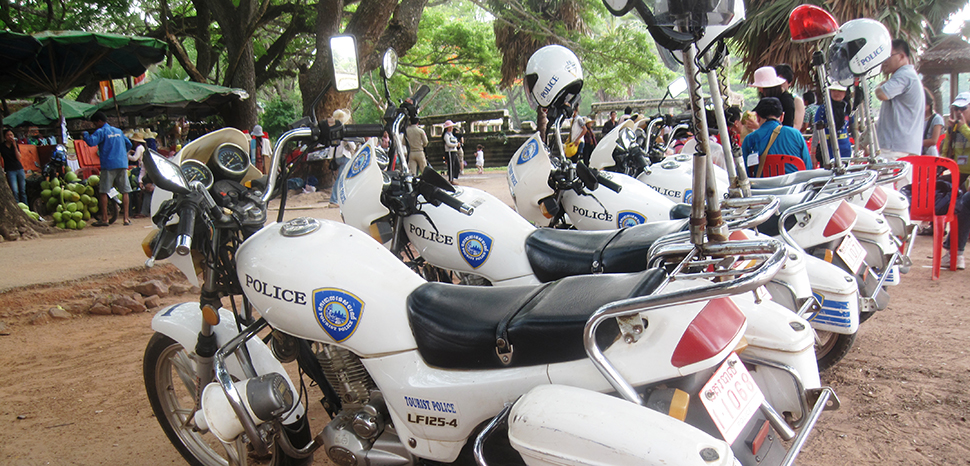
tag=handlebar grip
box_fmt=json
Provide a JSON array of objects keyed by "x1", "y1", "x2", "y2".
[
  {"x1": 411, "y1": 85, "x2": 431, "y2": 107},
  {"x1": 342, "y1": 124, "x2": 385, "y2": 139},
  {"x1": 426, "y1": 185, "x2": 475, "y2": 216},
  {"x1": 175, "y1": 203, "x2": 198, "y2": 256},
  {"x1": 597, "y1": 173, "x2": 622, "y2": 193}
]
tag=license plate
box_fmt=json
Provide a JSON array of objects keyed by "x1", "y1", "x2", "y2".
[
  {"x1": 836, "y1": 234, "x2": 866, "y2": 274},
  {"x1": 700, "y1": 352, "x2": 765, "y2": 444}
]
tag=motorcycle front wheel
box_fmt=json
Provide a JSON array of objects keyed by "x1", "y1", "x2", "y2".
[
  {"x1": 814, "y1": 330, "x2": 856, "y2": 372},
  {"x1": 144, "y1": 332, "x2": 312, "y2": 466}
]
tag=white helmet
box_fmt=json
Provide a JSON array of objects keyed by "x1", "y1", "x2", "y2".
[
  {"x1": 827, "y1": 18, "x2": 891, "y2": 82},
  {"x1": 524, "y1": 45, "x2": 584, "y2": 109}
]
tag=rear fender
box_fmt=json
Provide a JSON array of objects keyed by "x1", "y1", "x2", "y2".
[
  {"x1": 508, "y1": 385, "x2": 737, "y2": 466},
  {"x1": 151, "y1": 302, "x2": 306, "y2": 424}
]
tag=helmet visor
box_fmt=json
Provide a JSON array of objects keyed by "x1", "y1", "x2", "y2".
[
  {"x1": 827, "y1": 43, "x2": 855, "y2": 83},
  {"x1": 707, "y1": 0, "x2": 742, "y2": 27}
]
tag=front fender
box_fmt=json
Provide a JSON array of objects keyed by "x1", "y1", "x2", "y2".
[{"x1": 151, "y1": 302, "x2": 306, "y2": 423}]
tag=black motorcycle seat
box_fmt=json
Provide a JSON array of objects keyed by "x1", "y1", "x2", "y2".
[
  {"x1": 525, "y1": 219, "x2": 688, "y2": 282},
  {"x1": 407, "y1": 268, "x2": 667, "y2": 370},
  {"x1": 748, "y1": 169, "x2": 830, "y2": 190}
]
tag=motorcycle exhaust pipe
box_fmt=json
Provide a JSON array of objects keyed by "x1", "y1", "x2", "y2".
[{"x1": 195, "y1": 373, "x2": 294, "y2": 443}]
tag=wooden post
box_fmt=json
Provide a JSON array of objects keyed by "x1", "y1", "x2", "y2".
[{"x1": 951, "y1": 72, "x2": 958, "y2": 106}]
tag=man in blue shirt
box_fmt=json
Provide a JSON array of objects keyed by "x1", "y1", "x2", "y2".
[
  {"x1": 83, "y1": 111, "x2": 132, "y2": 226},
  {"x1": 742, "y1": 97, "x2": 812, "y2": 176}
]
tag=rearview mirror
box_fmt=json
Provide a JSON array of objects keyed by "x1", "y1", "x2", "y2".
[
  {"x1": 330, "y1": 35, "x2": 360, "y2": 92},
  {"x1": 667, "y1": 77, "x2": 688, "y2": 98},
  {"x1": 602, "y1": 0, "x2": 635, "y2": 16},
  {"x1": 381, "y1": 48, "x2": 398, "y2": 79},
  {"x1": 144, "y1": 150, "x2": 190, "y2": 195}
]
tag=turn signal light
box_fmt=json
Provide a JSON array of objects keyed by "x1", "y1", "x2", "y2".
[
  {"x1": 823, "y1": 201, "x2": 857, "y2": 238},
  {"x1": 671, "y1": 298, "x2": 746, "y2": 368},
  {"x1": 866, "y1": 186, "x2": 888, "y2": 211},
  {"x1": 789, "y1": 5, "x2": 839, "y2": 43},
  {"x1": 141, "y1": 229, "x2": 158, "y2": 258}
]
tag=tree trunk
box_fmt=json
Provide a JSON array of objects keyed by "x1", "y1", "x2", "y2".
[
  {"x1": 211, "y1": 0, "x2": 260, "y2": 131},
  {"x1": 299, "y1": 0, "x2": 428, "y2": 121},
  {"x1": 0, "y1": 175, "x2": 54, "y2": 242}
]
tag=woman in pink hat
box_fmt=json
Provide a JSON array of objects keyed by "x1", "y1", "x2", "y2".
[
  {"x1": 750, "y1": 66, "x2": 796, "y2": 128},
  {"x1": 442, "y1": 120, "x2": 460, "y2": 182}
]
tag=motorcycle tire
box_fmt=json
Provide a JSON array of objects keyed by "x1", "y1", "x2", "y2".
[
  {"x1": 144, "y1": 332, "x2": 312, "y2": 466},
  {"x1": 814, "y1": 330, "x2": 857, "y2": 372}
]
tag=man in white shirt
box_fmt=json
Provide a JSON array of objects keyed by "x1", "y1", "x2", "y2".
[{"x1": 875, "y1": 39, "x2": 924, "y2": 160}]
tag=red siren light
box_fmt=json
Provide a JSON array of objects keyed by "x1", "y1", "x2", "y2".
[{"x1": 789, "y1": 5, "x2": 839, "y2": 43}]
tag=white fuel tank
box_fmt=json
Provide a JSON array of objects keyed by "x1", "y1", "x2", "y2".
[
  {"x1": 403, "y1": 186, "x2": 537, "y2": 283},
  {"x1": 637, "y1": 153, "x2": 731, "y2": 204},
  {"x1": 563, "y1": 171, "x2": 676, "y2": 230},
  {"x1": 236, "y1": 218, "x2": 424, "y2": 356}
]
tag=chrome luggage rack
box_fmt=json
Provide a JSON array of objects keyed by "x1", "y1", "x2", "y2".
[{"x1": 584, "y1": 237, "x2": 838, "y2": 466}]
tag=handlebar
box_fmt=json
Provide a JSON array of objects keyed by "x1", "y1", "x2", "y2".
[
  {"x1": 410, "y1": 85, "x2": 431, "y2": 107},
  {"x1": 175, "y1": 202, "x2": 197, "y2": 256},
  {"x1": 597, "y1": 171, "x2": 622, "y2": 193},
  {"x1": 342, "y1": 124, "x2": 385, "y2": 139},
  {"x1": 418, "y1": 182, "x2": 475, "y2": 216}
]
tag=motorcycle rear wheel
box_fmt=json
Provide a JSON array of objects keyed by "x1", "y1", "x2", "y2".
[
  {"x1": 144, "y1": 332, "x2": 311, "y2": 466},
  {"x1": 814, "y1": 330, "x2": 856, "y2": 372}
]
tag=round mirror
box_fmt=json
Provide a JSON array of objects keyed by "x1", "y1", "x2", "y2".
[{"x1": 381, "y1": 48, "x2": 398, "y2": 79}]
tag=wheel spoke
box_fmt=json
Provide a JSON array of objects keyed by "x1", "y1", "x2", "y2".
[{"x1": 171, "y1": 350, "x2": 199, "y2": 400}]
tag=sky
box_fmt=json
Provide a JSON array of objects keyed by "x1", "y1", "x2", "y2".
[{"x1": 943, "y1": 2, "x2": 970, "y2": 34}]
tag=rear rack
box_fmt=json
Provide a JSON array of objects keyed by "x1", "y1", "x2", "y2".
[{"x1": 583, "y1": 237, "x2": 838, "y2": 466}]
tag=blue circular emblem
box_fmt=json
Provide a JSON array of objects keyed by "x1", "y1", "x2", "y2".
[
  {"x1": 324, "y1": 302, "x2": 349, "y2": 327},
  {"x1": 463, "y1": 238, "x2": 485, "y2": 259}
]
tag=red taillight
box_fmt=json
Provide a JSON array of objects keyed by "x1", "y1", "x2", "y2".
[
  {"x1": 823, "y1": 200, "x2": 857, "y2": 238},
  {"x1": 671, "y1": 298, "x2": 746, "y2": 368},
  {"x1": 866, "y1": 186, "x2": 888, "y2": 211},
  {"x1": 789, "y1": 5, "x2": 839, "y2": 43}
]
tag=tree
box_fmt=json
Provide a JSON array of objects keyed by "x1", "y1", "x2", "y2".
[
  {"x1": 299, "y1": 0, "x2": 430, "y2": 121},
  {"x1": 0, "y1": 176, "x2": 53, "y2": 242}
]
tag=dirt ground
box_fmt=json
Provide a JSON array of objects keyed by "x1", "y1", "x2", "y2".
[{"x1": 1, "y1": 171, "x2": 968, "y2": 465}]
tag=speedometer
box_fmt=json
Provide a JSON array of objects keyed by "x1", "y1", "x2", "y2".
[
  {"x1": 208, "y1": 142, "x2": 250, "y2": 181},
  {"x1": 180, "y1": 159, "x2": 214, "y2": 190}
]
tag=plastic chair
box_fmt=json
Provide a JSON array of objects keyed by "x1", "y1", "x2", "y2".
[
  {"x1": 899, "y1": 155, "x2": 960, "y2": 279},
  {"x1": 760, "y1": 154, "x2": 806, "y2": 177}
]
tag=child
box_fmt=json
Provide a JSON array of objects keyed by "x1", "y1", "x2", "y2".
[{"x1": 475, "y1": 144, "x2": 485, "y2": 174}]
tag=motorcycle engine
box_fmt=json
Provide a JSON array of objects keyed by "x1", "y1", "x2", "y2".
[{"x1": 314, "y1": 344, "x2": 413, "y2": 466}]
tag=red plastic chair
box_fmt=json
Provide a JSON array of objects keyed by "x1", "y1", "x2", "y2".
[
  {"x1": 899, "y1": 155, "x2": 960, "y2": 279},
  {"x1": 760, "y1": 154, "x2": 807, "y2": 177}
]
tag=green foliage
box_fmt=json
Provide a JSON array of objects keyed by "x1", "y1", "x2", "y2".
[
  {"x1": 154, "y1": 66, "x2": 189, "y2": 81},
  {"x1": 577, "y1": 23, "x2": 674, "y2": 99},
  {"x1": 1, "y1": 0, "x2": 138, "y2": 33},
  {"x1": 260, "y1": 95, "x2": 301, "y2": 142}
]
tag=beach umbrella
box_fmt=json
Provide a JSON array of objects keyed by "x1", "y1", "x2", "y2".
[
  {"x1": 0, "y1": 31, "x2": 42, "y2": 69},
  {"x1": 98, "y1": 78, "x2": 249, "y2": 119},
  {"x1": 0, "y1": 30, "x2": 166, "y2": 141},
  {"x1": 4, "y1": 96, "x2": 98, "y2": 127}
]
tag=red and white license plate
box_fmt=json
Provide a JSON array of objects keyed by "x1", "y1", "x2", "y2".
[
  {"x1": 836, "y1": 234, "x2": 867, "y2": 274},
  {"x1": 700, "y1": 352, "x2": 765, "y2": 444}
]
